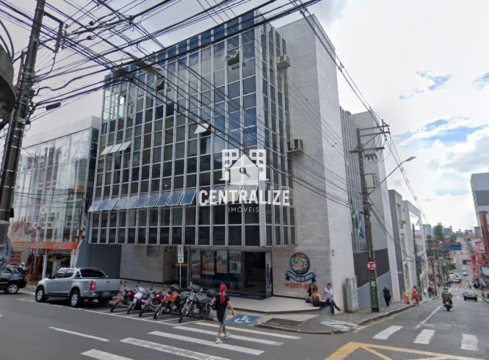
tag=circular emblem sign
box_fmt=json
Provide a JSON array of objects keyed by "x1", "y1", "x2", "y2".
[
  {"x1": 367, "y1": 261, "x2": 377, "y2": 271},
  {"x1": 290, "y1": 252, "x2": 310, "y2": 275}
]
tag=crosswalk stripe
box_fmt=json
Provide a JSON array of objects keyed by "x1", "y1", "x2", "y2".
[
  {"x1": 192, "y1": 322, "x2": 302, "y2": 340},
  {"x1": 461, "y1": 334, "x2": 479, "y2": 351},
  {"x1": 373, "y1": 326, "x2": 403, "y2": 340},
  {"x1": 82, "y1": 349, "x2": 133, "y2": 360},
  {"x1": 49, "y1": 327, "x2": 109, "y2": 342},
  {"x1": 148, "y1": 331, "x2": 263, "y2": 356},
  {"x1": 175, "y1": 326, "x2": 284, "y2": 346},
  {"x1": 414, "y1": 329, "x2": 435, "y2": 344},
  {"x1": 121, "y1": 338, "x2": 232, "y2": 360}
]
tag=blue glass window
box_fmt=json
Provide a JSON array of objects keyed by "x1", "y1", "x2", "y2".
[
  {"x1": 156, "y1": 192, "x2": 171, "y2": 207},
  {"x1": 143, "y1": 193, "x2": 160, "y2": 208},
  {"x1": 180, "y1": 189, "x2": 197, "y2": 205},
  {"x1": 168, "y1": 190, "x2": 184, "y2": 206},
  {"x1": 134, "y1": 194, "x2": 149, "y2": 208}
]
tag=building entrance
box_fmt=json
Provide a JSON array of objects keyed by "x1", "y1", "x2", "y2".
[{"x1": 188, "y1": 249, "x2": 268, "y2": 296}]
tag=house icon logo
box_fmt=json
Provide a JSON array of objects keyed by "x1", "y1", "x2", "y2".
[{"x1": 221, "y1": 149, "x2": 267, "y2": 186}]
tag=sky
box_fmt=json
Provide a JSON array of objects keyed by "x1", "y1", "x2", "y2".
[{"x1": 4, "y1": 0, "x2": 489, "y2": 230}]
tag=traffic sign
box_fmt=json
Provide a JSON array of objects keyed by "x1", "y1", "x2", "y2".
[
  {"x1": 367, "y1": 261, "x2": 376, "y2": 271},
  {"x1": 228, "y1": 314, "x2": 260, "y2": 326},
  {"x1": 177, "y1": 245, "x2": 184, "y2": 255}
]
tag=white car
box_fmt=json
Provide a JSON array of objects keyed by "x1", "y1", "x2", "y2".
[{"x1": 462, "y1": 271, "x2": 468, "y2": 276}]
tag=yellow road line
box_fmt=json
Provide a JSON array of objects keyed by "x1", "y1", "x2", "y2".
[
  {"x1": 353, "y1": 308, "x2": 413, "y2": 333},
  {"x1": 323, "y1": 342, "x2": 483, "y2": 360}
]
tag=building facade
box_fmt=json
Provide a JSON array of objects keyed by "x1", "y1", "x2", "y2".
[
  {"x1": 10, "y1": 116, "x2": 100, "y2": 278},
  {"x1": 341, "y1": 110, "x2": 400, "y2": 306},
  {"x1": 89, "y1": 13, "x2": 355, "y2": 304},
  {"x1": 471, "y1": 172, "x2": 489, "y2": 217},
  {"x1": 422, "y1": 224, "x2": 433, "y2": 238},
  {"x1": 389, "y1": 189, "x2": 429, "y2": 296}
]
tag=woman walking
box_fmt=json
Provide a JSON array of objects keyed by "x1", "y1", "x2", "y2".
[{"x1": 211, "y1": 284, "x2": 236, "y2": 344}]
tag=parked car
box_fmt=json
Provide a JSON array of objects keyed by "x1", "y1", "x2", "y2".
[
  {"x1": 462, "y1": 271, "x2": 468, "y2": 276},
  {"x1": 35, "y1": 267, "x2": 120, "y2": 307},
  {"x1": 0, "y1": 266, "x2": 27, "y2": 294},
  {"x1": 463, "y1": 291, "x2": 477, "y2": 301}
]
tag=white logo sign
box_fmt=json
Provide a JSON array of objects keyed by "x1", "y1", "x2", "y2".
[{"x1": 198, "y1": 149, "x2": 289, "y2": 206}]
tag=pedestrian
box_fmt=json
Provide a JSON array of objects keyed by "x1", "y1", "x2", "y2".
[
  {"x1": 411, "y1": 286, "x2": 419, "y2": 307},
  {"x1": 383, "y1": 285, "x2": 391, "y2": 307},
  {"x1": 324, "y1": 283, "x2": 341, "y2": 315},
  {"x1": 211, "y1": 284, "x2": 236, "y2": 344},
  {"x1": 311, "y1": 284, "x2": 327, "y2": 307},
  {"x1": 427, "y1": 286, "x2": 433, "y2": 299},
  {"x1": 305, "y1": 282, "x2": 315, "y2": 303}
]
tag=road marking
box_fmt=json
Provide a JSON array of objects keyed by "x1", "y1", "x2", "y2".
[
  {"x1": 461, "y1": 334, "x2": 479, "y2": 351},
  {"x1": 414, "y1": 329, "x2": 435, "y2": 344},
  {"x1": 148, "y1": 331, "x2": 263, "y2": 356},
  {"x1": 373, "y1": 325, "x2": 403, "y2": 340},
  {"x1": 48, "y1": 327, "x2": 109, "y2": 342},
  {"x1": 121, "y1": 338, "x2": 232, "y2": 360},
  {"x1": 415, "y1": 306, "x2": 441, "y2": 329},
  {"x1": 324, "y1": 342, "x2": 484, "y2": 360},
  {"x1": 353, "y1": 307, "x2": 412, "y2": 334},
  {"x1": 82, "y1": 349, "x2": 132, "y2": 360},
  {"x1": 193, "y1": 322, "x2": 301, "y2": 339},
  {"x1": 176, "y1": 326, "x2": 284, "y2": 346}
]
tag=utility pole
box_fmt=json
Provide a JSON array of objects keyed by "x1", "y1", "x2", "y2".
[
  {"x1": 412, "y1": 223, "x2": 423, "y2": 300},
  {"x1": 355, "y1": 127, "x2": 383, "y2": 312},
  {"x1": 0, "y1": 0, "x2": 46, "y2": 221}
]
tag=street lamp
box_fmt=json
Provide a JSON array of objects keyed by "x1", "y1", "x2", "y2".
[{"x1": 368, "y1": 156, "x2": 416, "y2": 196}]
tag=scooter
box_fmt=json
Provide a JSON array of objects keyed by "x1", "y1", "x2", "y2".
[
  {"x1": 443, "y1": 297, "x2": 453, "y2": 311},
  {"x1": 110, "y1": 281, "x2": 136, "y2": 312},
  {"x1": 139, "y1": 287, "x2": 165, "y2": 317},
  {"x1": 179, "y1": 284, "x2": 214, "y2": 323},
  {"x1": 127, "y1": 284, "x2": 151, "y2": 314}
]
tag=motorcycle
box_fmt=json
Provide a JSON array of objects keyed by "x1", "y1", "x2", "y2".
[
  {"x1": 179, "y1": 284, "x2": 214, "y2": 323},
  {"x1": 110, "y1": 281, "x2": 136, "y2": 312},
  {"x1": 443, "y1": 297, "x2": 453, "y2": 311},
  {"x1": 139, "y1": 287, "x2": 165, "y2": 317},
  {"x1": 154, "y1": 285, "x2": 188, "y2": 319},
  {"x1": 127, "y1": 283, "x2": 151, "y2": 314}
]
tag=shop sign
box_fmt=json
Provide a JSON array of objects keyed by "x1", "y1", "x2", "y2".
[
  {"x1": 202, "y1": 251, "x2": 215, "y2": 275},
  {"x1": 216, "y1": 251, "x2": 228, "y2": 273},
  {"x1": 285, "y1": 252, "x2": 316, "y2": 283},
  {"x1": 229, "y1": 251, "x2": 242, "y2": 274},
  {"x1": 12, "y1": 241, "x2": 78, "y2": 250}
]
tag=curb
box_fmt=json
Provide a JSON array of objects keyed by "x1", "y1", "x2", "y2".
[
  {"x1": 234, "y1": 307, "x2": 320, "y2": 314},
  {"x1": 255, "y1": 305, "x2": 413, "y2": 335}
]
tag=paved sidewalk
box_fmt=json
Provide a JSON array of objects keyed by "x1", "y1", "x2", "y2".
[{"x1": 255, "y1": 301, "x2": 412, "y2": 334}]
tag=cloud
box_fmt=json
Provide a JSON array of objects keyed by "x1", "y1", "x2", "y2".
[
  {"x1": 399, "y1": 70, "x2": 452, "y2": 100},
  {"x1": 394, "y1": 116, "x2": 486, "y2": 147},
  {"x1": 473, "y1": 72, "x2": 489, "y2": 90}
]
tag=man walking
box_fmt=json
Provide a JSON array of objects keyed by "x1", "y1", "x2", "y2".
[
  {"x1": 383, "y1": 285, "x2": 392, "y2": 307},
  {"x1": 324, "y1": 283, "x2": 341, "y2": 315}
]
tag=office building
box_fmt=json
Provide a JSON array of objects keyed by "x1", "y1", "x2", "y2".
[
  {"x1": 88, "y1": 13, "x2": 355, "y2": 304},
  {"x1": 10, "y1": 116, "x2": 100, "y2": 278}
]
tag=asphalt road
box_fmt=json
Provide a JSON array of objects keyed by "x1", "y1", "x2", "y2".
[{"x1": 0, "y1": 289, "x2": 486, "y2": 360}]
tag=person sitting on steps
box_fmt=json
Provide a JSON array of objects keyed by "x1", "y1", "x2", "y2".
[{"x1": 324, "y1": 283, "x2": 342, "y2": 315}]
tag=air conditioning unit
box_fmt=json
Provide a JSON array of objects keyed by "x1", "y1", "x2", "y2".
[
  {"x1": 277, "y1": 55, "x2": 290, "y2": 69},
  {"x1": 288, "y1": 139, "x2": 303, "y2": 153}
]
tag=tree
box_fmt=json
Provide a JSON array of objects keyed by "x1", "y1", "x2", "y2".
[{"x1": 434, "y1": 223, "x2": 444, "y2": 241}]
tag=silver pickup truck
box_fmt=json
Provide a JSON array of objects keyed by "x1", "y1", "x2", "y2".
[{"x1": 35, "y1": 267, "x2": 120, "y2": 307}]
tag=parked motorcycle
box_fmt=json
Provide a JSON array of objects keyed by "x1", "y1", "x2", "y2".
[
  {"x1": 139, "y1": 287, "x2": 165, "y2": 317},
  {"x1": 127, "y1": 284, "x2": 151, "y2": 314},
  {"x1": 110, "y1": 281, "x2": 136, "y2": 312},
  {"x1": 179, "y1": 284, "x2": 214, "y2": 323},
  {"x1": 154, "y1": 284, "x2": 188, "y2": 319},
  {"x1": 443, "y1": 297, "x2": 453, "y2": 311}
]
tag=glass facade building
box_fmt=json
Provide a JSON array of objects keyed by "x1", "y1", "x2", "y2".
[
  {"x1": 11, "y1": 125, "x2": 98, "y2": 243},
  {"x1": 90, "y1": 11, "x2": 298, "y2": 294}
]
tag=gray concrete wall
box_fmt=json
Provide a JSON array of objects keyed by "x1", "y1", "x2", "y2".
[
  {"x1": 276, "y1": 16, "x2": 355, "y2": 307},
  {"x1": 120, "y1": 245, "x2": 165, "y2": 283},
  {"x1": 88, "y1": 244, "x2": 121, "y2": 278},
  {"x1": 357, "y1": 270, "x2": 393, "y2": 308}
]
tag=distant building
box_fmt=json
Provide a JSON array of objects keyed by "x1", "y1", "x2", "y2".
[
  {"x1": 389, "y1": 190, "x2": 429, "y2": 296},
  {"x1": 443, "y1": 226, "x2": 453, "y2": 238},
  {"x1": 471, "y1": 172, "x2": 489, "y2": 217},
  {"x1": 422, "y1": 224, "x2": 433, "y2": 238}
]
